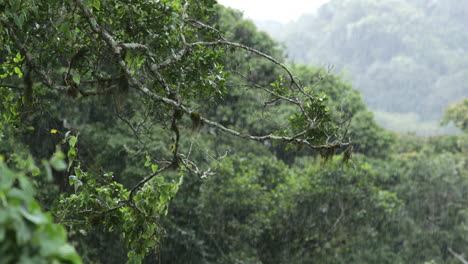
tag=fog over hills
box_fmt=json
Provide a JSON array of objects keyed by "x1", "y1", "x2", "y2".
[
  {"x1": 255, "y1": 0, "x2": 468, "y2": 134},
  {"x1": 217, "y1": 0, "x2": 330, "y2": 23}
]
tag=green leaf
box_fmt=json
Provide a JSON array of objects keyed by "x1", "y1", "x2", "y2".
[
  {"x1": 13, "y1": 14, "x2": 24, "y2": 29},
  {"x1": 31, "y1": 167, "x2": 40, "y2": 176},
  {"x1": 144, "y1": 155, "x2": 151, "y2": 167},
  {"x1": 50, "y1": 150, "x2": 67, "y2": 171},
  {"x1": 69, "y1": 135, "x2": 78, "y2": 148},
  {"x1": 72, "y1": 75, "x2": 81, "y2": 85},
  {"x1": 14, "y1": 67, "x2": 23, "y2": 78},
  {"x1": 50, "y1": 158, "x2": 66, "y2": 171},
  {"x1": 19, "y1": 206, "x2": 48, "y2": 224},
  {"x1": 18, "y1": 175, "x2": 33, "y2": 196},
  {"x1": 14, "y1": 218, "x2": 31, "y2": 244},
  {"x1": 151, "y1": 164, "x2": 158, "y2": 173},
  {"x1": 15, "y1": 52, "x2": 23, "y2": 61},
  {"x1": 0, "y1": 226, "x2": 5, "y2": 241},
  {"x1": 92, "y1": 0, "x2": 101, "y2": 10},
  {"x1": 41, "y1": 160, "x2": 53, "y2": 182},
  {"x1": 67, "y1": 148, "x2": 76, "y2": 159},
  {"x1": 0, "y1": 162, "x2": 16, "y2": 190},
  {"x1": 69, "y1": 175, "x2": 82, "y2": 193},
  {"x1": 74, "y1": 167, "x2": 83, "y2": 179},
  {"x1": 8, "y1": 187, "x2": 28, "y2": 201},
  {"x1": 56, "y1": 244, "x2": 82, "y2": 263}
]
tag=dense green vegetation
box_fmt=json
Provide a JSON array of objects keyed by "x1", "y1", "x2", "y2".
[
  {"x1": 1, "y1": 0, "x2": 467, "y2": 263},
  {"x1": 259, "y1": 0, "x2": 468, "y2": 134}
]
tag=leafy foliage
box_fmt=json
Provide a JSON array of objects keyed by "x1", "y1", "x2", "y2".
[
  {"x1": 442, "y1": 98, "x2": 468, "y2": 132},
  {"x1": 0, "y1": 157, "x2": 81, "y2": 264},
  {"x1": 292, "y1": 65, "x2": 396, "y2": 158}
]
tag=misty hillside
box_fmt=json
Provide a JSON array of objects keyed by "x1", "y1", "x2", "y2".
[{"x1": 257, "y1": 0, "x2": 468, "y2": 134}]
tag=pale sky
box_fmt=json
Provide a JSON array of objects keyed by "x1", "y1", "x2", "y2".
[{"x1": 217, "y1": 0, "x2": 331, "y2": 23}]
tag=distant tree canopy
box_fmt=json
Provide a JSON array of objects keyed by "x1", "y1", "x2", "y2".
[
  {"x1": 442, "y1": 98, "x2": 468, "y2": 132},
  {"x1": 261, "y1": 0, "x2": 468, "y2": 126}
]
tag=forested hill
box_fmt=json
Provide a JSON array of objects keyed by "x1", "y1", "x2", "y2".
[{"x1": 257, "y1": 0, "x2": 468, "y2": 134}]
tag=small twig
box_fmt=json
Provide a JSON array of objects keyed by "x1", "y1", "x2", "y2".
[
  {"x1": 128, "y1": 164, "x2": 172, "y2": 200},
  {"x1": 188, "y1": 40, "x2": 297, "y2": 87},
  {"x1": 183, "y1": 18, "x2": 226, "y2": 40},
  {"x1": 116, "y1": 113, "x2": 146, "y2": 147},
  {"x1": 449, "y1": 248, "x2": 468, "y2": 264},
  {"x1": 0, "y1": 84, "x2": 22, "y2": 89},
  {"x1": 170, "y1": 109, "x2": 181, "y2": 166}
]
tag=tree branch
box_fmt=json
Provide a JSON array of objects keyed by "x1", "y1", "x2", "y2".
[
  {"x1": 188, "y1": 40, "x2": 297, "y2": 86},
  {"x1": 3, "y1": 22, "x2": 68, "y2": 91},
  {"x1": 74, "y1": 0, "x2": 349, "y2": 151},
  {"x1": 449, "y1": 248, "x2": 468, "y2": 264},
  {"x1": 0, "y1": 84, "x2": 22, "y2": 90}
]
